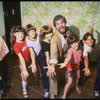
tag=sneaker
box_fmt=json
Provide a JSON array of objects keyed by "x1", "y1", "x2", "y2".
[
  {"x1": 94, "y1": 91, "x2": 99, "y2": 97},
  {"x1": 76, "y1": 87, "x2": 81, "y2": 94},
  {"x1": 44, "y1": 92, "x2": 49, "y2": 99}
]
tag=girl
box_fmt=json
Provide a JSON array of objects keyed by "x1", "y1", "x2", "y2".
[
  {"x1": 58, "y1": 34, "x2": 82, "y2": 98},
  {"x1": 40, "y1": 25, "x2": 57, "y2": 99},
  {"x1": 79, "y1": 32, "x2": 95, "y2": 87},
  {"x1": 25, "y1": 25, "x2": 49, "y2": 99},
  {"x1": 10, "y1": 25, "x2": 37, "y2": 98}
]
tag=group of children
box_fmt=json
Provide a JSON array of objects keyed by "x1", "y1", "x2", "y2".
[{"x1": 0, "y1": 23, "x2": 99, "y2": 99}]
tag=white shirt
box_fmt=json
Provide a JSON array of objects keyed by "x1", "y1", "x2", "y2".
[
  {"x1": 60, "y1": 33, "x2": 66, "y2": 49},
  {"x1": 83, "y1": 43, "x2": 92, "y2": 57},
  {"x1": 26, "y1": 36, "x2": 41, "y2": 56}
]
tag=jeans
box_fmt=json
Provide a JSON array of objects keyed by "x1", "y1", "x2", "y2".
[
  {"x1": 0, "y1": 54, "x2": 10, "y2": 85},
  {"x1": 94, "y1": 58, "x2": 100, "y2": 91},
  {"x1": 36, "y1": 52, "x2": 49, "y2": 92}
]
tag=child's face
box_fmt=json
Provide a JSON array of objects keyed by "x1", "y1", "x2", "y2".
[
  {"x1": 71, "y1": 41, "x2": 79, "y2": 50},
  {"x1": 45, "y1": 33, "x2": 53, "y2": 41},
  {"x1": 28, "y1": 30, "x2": 36, "y2": 38},
  {"x1": 14, "y1": 31, "x2": 24, "y2": 41},
  {"x1": 84, "y1": 36, "x2": 94, "y2": 47}
]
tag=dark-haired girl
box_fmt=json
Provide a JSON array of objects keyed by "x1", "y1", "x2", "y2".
[{"x1": 59, "y1": 34, "x2": 82, "y2": 98}]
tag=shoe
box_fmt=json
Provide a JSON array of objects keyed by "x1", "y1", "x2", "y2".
[
  {"x1": 94, "y1": 91, "x2": 99, "y2": 97},
  {"x1": 50, "y1": 94, "x2": 55, "y2": 99},
  {"x1": 23, "y1": 91, "x2": 28, "y2": 98},
  {"x1": 76, "y1": 87, "x2": 81, "y2": 94},
  {"x1": 44, "y1": 92, "x2": 49, "y2": 99}
]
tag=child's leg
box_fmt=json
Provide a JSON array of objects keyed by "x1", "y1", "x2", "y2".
[
  {"x1": 0, "y1": 77, "x2": 5, "y2": 98},
  {"x1": 20, "y1": 73, "x2": 28, "y2": 98},
  {"x1": 37, "y1": 52, "x2": 49, "y2": 98},
  {"x1": 94, "y1": 58, "x2": 100, "y2": 97},
  {"x1": 76, "y1": 69, "x2": 81, "y2": 93},
  {"x1": 33, "y1": 72, "x2": 39, "y2": 87},
  {"x1": 62, "y1": 71, "x2": 73, "y2": 98},
  {"x1": 19, "y1": 65, "x2": 29, "y2": 98}
]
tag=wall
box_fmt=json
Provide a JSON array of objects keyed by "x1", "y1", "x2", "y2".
[
  {"x1": 0, "y1": 1, "x2": 5, "y2": 38},
  {"x1": 20, "y1": 1, "x2": 100, "y2": 40}
]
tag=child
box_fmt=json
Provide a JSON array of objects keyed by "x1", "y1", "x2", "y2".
[
  {"x1": 10, "y1": 25, "x2": 37, "y2": 98},
  {"x1": 58, "y1": 34, "x2": 82, "y2": 98},
  {"x1": 25, "y1": 24, "x2": 39, "y2": 87},
  {"x1": 25, "y1": 25, "x2": 49, "y2": 99},
  {"x1": 94, "y1": 42, "x2": 100, "y2": 97},
  {"x1": 79, "y1": 32, "x2": 95, "y2": 87},
  {"x1": 40, "y1": 25, "x2": 57, "y2": 99},
  {"x1": 0, "y1": 36, "x2": 9, "y2": 98}
]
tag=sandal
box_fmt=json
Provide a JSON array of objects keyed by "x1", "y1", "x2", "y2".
[{"x1": 23, "y1": 91, "x2": 28, "y2": 98}]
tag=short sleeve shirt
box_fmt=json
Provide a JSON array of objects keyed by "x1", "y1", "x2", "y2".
[
  {"x1": 26, "y1": 36, "x2": 41, "y2": 56},
  {"x1": 13, "y1": 41, "x2": 30, "y2": 64},
  {"x1": 83, "y1": 43, "x2": 92, "y2": 57}
]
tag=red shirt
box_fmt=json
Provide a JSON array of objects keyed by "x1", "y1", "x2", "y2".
[{"x1": 13, "y1": 41, "x2": 30, "y2": 64}]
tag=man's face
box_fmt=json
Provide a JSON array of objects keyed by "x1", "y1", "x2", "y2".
[{"x1": 55, "y1": 19, "x2": 66, "y2": 33}]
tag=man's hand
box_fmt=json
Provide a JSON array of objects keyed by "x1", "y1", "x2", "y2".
[
  {"x1": 83, "y1": 67, "x2": 91, "y2": 77},
  {"x1": 58, "y1": 63, "x2": 66, "y2": 69},
  {"x1": 44, "y1": 64, "x2": 56, "y2": 77}
]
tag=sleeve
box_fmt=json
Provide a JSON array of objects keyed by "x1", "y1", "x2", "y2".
[
  {"x1": 42, "y1": 42, "x2": 49, "y2": 52},
  {"x1": 26, "y1": 39, "x2": 32, "y2": 48},
  {"x1": 83, "y1": 46, "x2": 88, "y2": 57},
  {"x1": 50, "y1": 36, "x2": 58, "y2": 64},
  {"x1": 13, "y1": 44, "x2": 20, "y2": 55},
  {"x1": 67, "y1": 48, "x2": 73, "y2": 58}
]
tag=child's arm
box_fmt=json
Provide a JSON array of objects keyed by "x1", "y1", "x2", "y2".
[
  {"x1": 83, "y1": 55, "x2": 91, "y2": 76},
  {"x1": 45, "y1": 51, "x2": 50, "y2": 66},
  {"x1": 28, "y1": 48, "x2": 37, "y2": 73},
  {"x1": 17, "y1": 53, "x2": 29, "y2": 80},
  {"x1": 58, "y1": 55, "x2": 71, "y2": 69}
]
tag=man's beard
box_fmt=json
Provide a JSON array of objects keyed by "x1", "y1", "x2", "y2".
[{"x1": 58, "y1": 26, "x2": 66, "y2": 34}]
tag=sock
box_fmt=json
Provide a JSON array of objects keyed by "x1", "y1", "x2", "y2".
[
  {"x1": 22, "y1": 80, "x2": 27, "y2": 92},
  {"x1": 20, "y1": 74, "x2": 27, "y2": 92}
]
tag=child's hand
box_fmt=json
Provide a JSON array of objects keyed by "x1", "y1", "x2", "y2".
[
  {"x1": 58, "y1": 63, "x2": 66, "y2": 69},
  {"x1": 83, "y1": 67, "x2": 91, "y2": 76},
  {"x1": 28, "y1": 64, "x2": 37, "y2": 73}
]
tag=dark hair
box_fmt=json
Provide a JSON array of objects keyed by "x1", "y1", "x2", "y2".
[
  {"x1": 83, "y1": 32, "x2": 94, "y2": 41},
  {"x1": 53, "y1": 15, "x2": 67, "y2": 27},
  {"x1": 67, "y1": 34, "x2": 79, "y2": 45},
  {"x1": 26, "y1": 24, "x2": 36, "y2": 34},
  {"x1": 10, "y1": 25, "x2": 25, "y2": 49},
  {"x1": 26, "y1": 24, "x2": 33, "y2": 29},
  {"x1": 40, "y1": 25, "x2": 53, "y2": 39},
  {"x1": 83, "y1": 32, "x2": 95, "y2": 47},
  {"x1": 11, "y1": 25, "x2": 25, "y2": 33}
]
